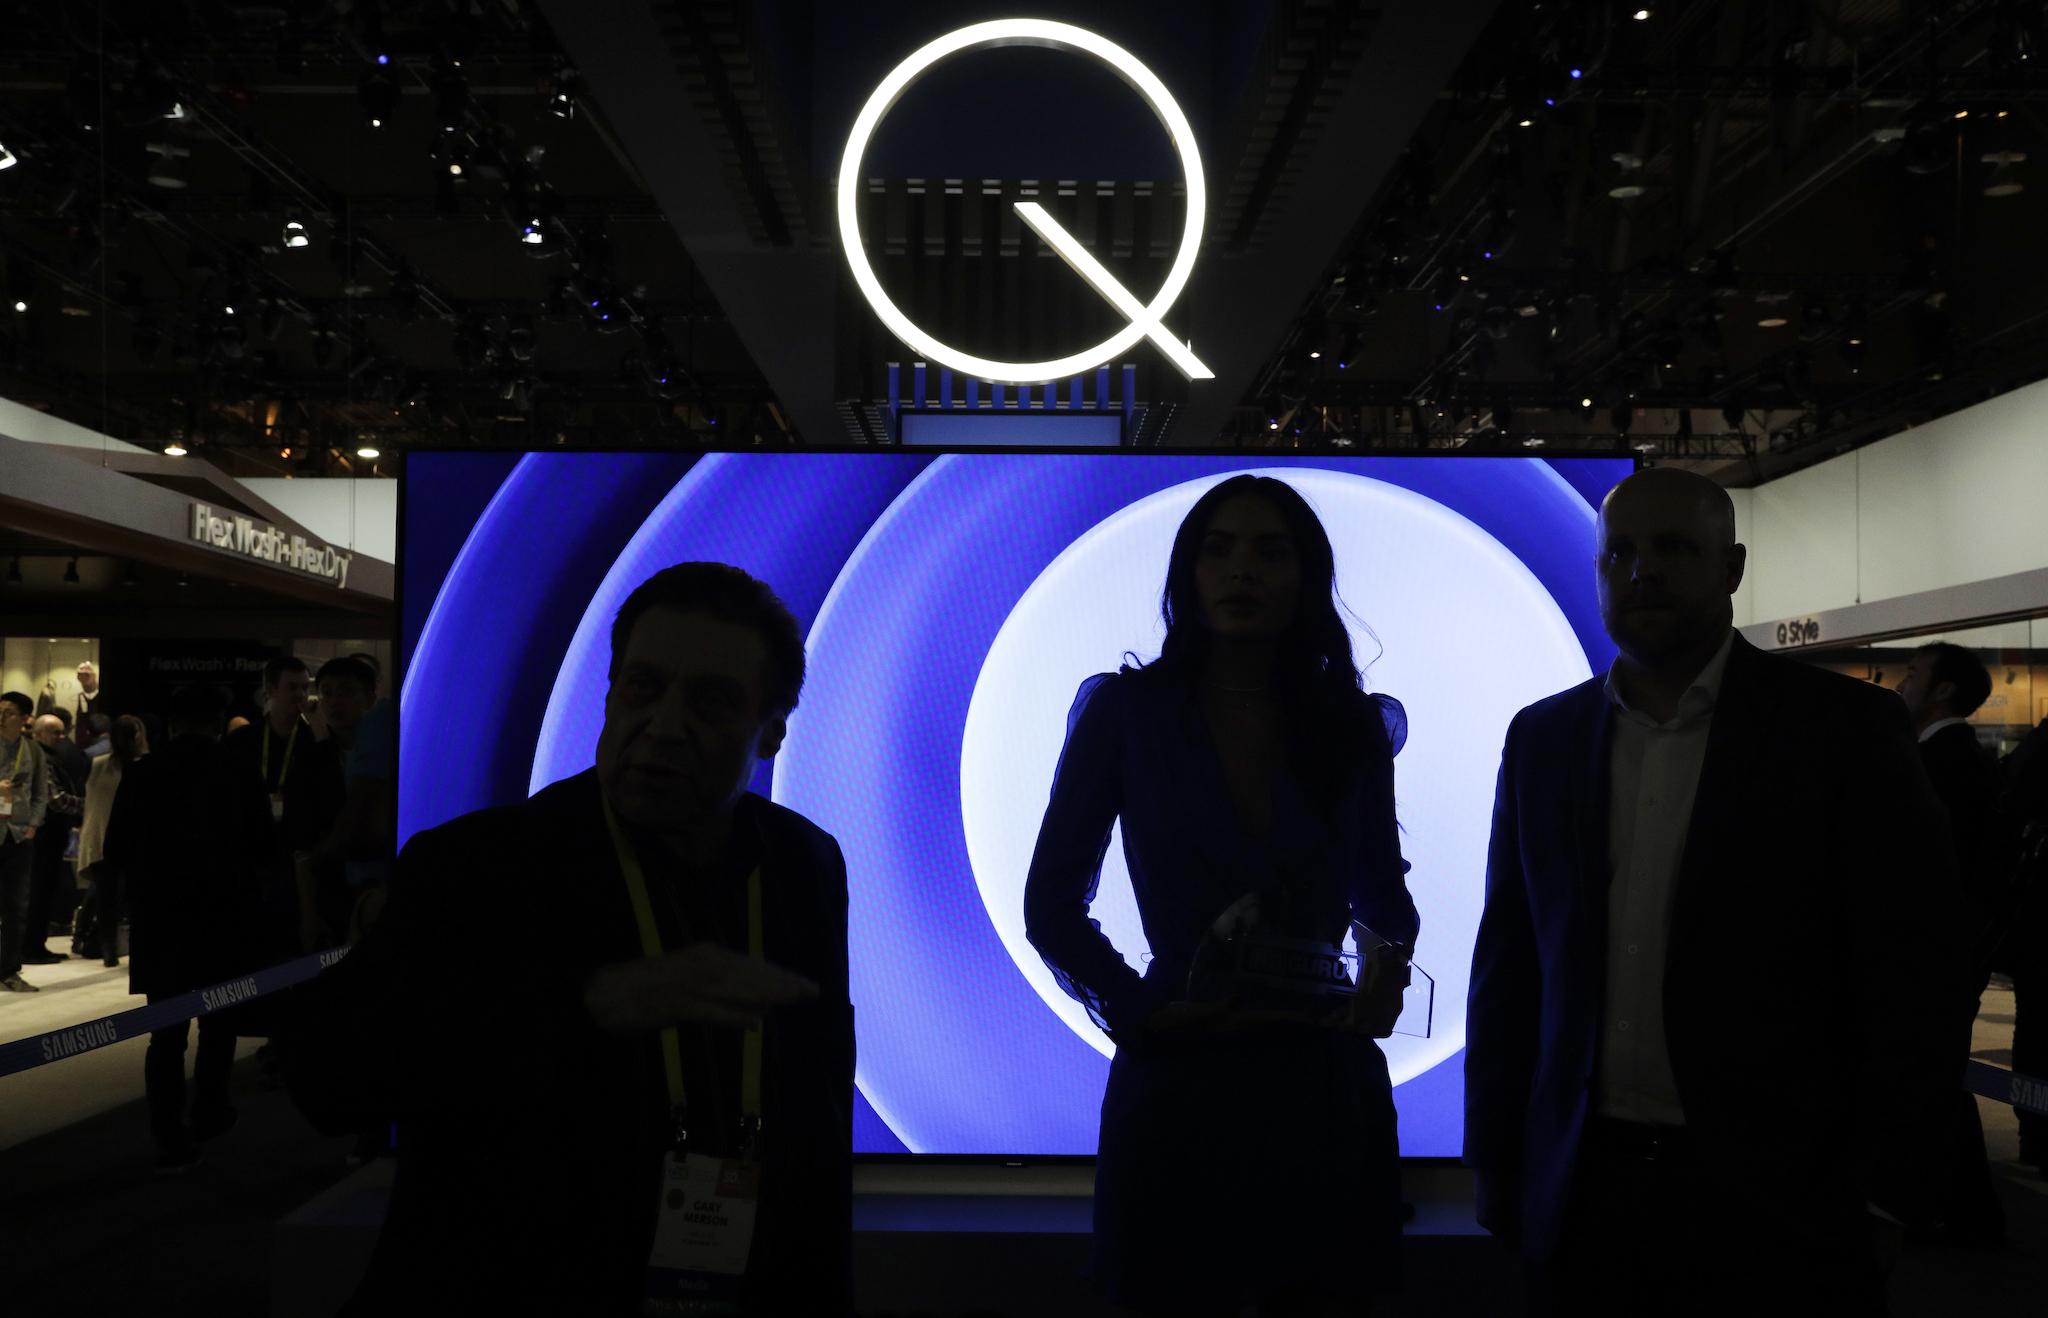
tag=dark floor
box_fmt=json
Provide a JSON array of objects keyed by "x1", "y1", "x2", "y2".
[{"x1": 0, "y1": 1047, "x2": 2042, "y2": 1318}]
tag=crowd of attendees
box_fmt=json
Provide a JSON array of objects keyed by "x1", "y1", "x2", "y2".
[{"x1": 0, "y1": 653, "x2": 395, "y2": 1172}]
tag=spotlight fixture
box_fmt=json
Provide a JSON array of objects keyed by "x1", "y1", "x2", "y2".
[
  {"x1": 1954, "y1": 109, "x2": 1970, "y2": 120},
  {"x1": 1607, "y1": 183, "x2": 1646, "y2": 200},
  {"x1": 11, "y1": 298, "x2": 25, "y2": 314},
  {"x1": 1982, "y1": 150, "x2": 2027, "y2": 196},
  {"x1": 144, "y1": 143, "x2": 191, "y2": 189},
  {"x1": 0, "y1": 142, "x2": 16, "y2": 171},
  {"x1": 1580, "y1": 396, "x2": 1594, "y2": 409},
  {"x1": 282, "y1": 218, "x2": 310, "y2": 248},
  {"x1": 432, "y1": 62, "x2": 470, "y2": 133},
  {"x1": 1757, "y1": 314, "x2": 1789, "y2": 328},
  {"x1": 1308, "y1": 348, "x2": 1321, "y2": 359},
  {"x1": 63, "y1": 557, "x2": 79, "y2": 584},
  {"x1": 546, "y1": 65, "x2": 582, "y2": 121},
  {"x1": 356, "y1": 445, "x2": 381, "y2": 460},
  {"x1": 520, "y1": 219, "x2": 548, "y2": 246},
  {"x1": 358, "y1": 66, "x2": 398, "y2": 128},
  {"x1": 162, "y1": 439, "x2": 188, "y2": 456},
  {"x1": 1267, "y1": 418, "x2": 1280, "y2": 431},
  {"x1": 1633, "y1": 8, "x2": 1652, "y2": 19}
]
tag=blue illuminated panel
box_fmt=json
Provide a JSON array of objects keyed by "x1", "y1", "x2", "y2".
[
  {"x1": 402, "y1": 450, "x2": 1629, "y2": 1157},
  {"x1": 901, "y1": 411, "x2": 1122, "y2": 446}
]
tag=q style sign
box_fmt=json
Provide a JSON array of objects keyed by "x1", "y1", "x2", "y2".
[
  {"x1": 1774, "y1": 616, "x2": 1823, "y2": 647},
  {"x1": 837, "y1": 19, "x2": 1213, "y2": 387}
]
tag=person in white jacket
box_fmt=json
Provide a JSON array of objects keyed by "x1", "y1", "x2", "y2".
[{"x1": 77, "y1": 715, "x2": 148, "y2": 967}]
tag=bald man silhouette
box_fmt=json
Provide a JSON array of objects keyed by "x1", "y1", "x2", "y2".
[{"x1": 1467, "y1": 468, "x2": 1957, "y2": 1316}]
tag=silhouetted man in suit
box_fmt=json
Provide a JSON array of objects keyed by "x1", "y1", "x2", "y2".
[
  {"x1": 103, "y1": 683, "x2": 276, "y2": 1172},
  {"x1": 1467, "y1": 468, "x2": 1955, "y2": 1316},
  {"x1": 281, "y1": 563, "x2": 854, "y2": 1317},
  {"x1": 1896, "y1": 641, "x2": 2005, "y2": 1242}
]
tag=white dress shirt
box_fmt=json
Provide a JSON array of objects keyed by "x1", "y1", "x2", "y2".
[
  {"x1": 1917, "y1": 716, "x2": 1970, "y2": 745},
  {"x1": 1596, "y1": 628, "x2": 1736, "y2": 1126}
]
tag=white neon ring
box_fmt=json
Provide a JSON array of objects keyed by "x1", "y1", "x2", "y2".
[{"x1": 836, "y1": 19, "x2": 1206, "y2": 386}]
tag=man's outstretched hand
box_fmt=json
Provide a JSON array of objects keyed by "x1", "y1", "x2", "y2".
[{"x1": 583, "y1": 942, "x2": 820, "y2": 1034}]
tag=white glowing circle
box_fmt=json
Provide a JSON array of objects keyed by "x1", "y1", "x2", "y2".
[
  {"x1": 836, "y1": 19, "x2": 1208, "y2": 384},
  {"x1": 960, "y1": 469, "x2": 1593, "y2": 1084}
]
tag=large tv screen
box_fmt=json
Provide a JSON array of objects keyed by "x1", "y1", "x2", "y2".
[{"x1": 399, "y1": 450, "x2": 1629, "y2": 1158}]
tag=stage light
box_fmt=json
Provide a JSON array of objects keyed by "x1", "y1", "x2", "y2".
[
  {"x1": 521, "y1": 219, "x2": 548, "y2": 246},
  {"x1": 546, "y1": 66, "x2": 581, "y2": 121},
  {"x1": 357, "y1": 445, "x2": 381, "y2": 460},
  {"x1": 0, "y1": 143, "x2": 16, "y2": 171},
  {"x1": 145, "y1": 143, "x2": 190, "y2": 189},
  {"x1": 163, "y1": 440, "x2": 188, "y2": 456},
  {"x1": 432, "y1": 62, "x2": 470, "y2": 133},
  {"x1": 1608, "y1": 183, "x2": 1646, "y2": 199},
  {"x1": 11, "y1": 299, "x2": 25, "y2": 314},
  {"x1": 1982, "y1": 150, "x2": 2027, "y2": 196},
  {"x1": 1580, "y1": 396, "x2": 1594, "y2": 409},
  {"x1": 1757, "y1": 315, "x2": 1788, "y2": 328},
  {"x1": 1569, "y1": 68, "x2": 1583, "y2": 79},
  {"x1": 359, "y1": 66, "x2": 398, "y2": 128},
  {"x1": 1954, "y1": 109, "x2": 1969, "y2": 120},
  {"x1": 376, "y1": 54, "x2": 390, "y2": 66},
  {"x1": 282, "y1": 218, "x2": 310, "y2": 248},
  {"x1": 1308, "y1": 349, "x2": 1321, "y2": 359},
  {"x1": 1634, "y1": 8, "x2": 1652, "y2": 19}
]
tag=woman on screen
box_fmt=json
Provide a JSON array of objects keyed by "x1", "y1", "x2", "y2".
[{"x1": 1024, "y1": 474, "x2": 1418, "y2": 1318}]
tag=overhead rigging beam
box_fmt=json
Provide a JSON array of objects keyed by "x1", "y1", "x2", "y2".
[
  {"x1": 535, "y1": 0, "x2": 839, "y2": 445},
  {"x1": 1171, "y1": 0, "x2": 1503, "y2": 446}
]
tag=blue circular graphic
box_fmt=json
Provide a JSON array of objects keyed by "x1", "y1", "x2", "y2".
[{"x1": 410, "y1": 452, "x2": 1621, "y2": 1157}]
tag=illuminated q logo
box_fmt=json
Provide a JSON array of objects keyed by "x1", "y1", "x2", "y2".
[{"x1": 836, "y1": 19, "x2": 1214, "y2": 385}]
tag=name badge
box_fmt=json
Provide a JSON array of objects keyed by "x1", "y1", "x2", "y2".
[
  {"x1": 0, "y1": 799, "x2": 12, "y2": 820},
  {"x1": 270, "y1": 794, "x2": 286, "y2": 822},
  {"x1": 645, "y1": 1152, "x2": 760, "y2": 1310}
]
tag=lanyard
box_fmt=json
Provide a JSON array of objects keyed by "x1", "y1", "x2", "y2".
[
  {"x1": 4, "y1": 737, "x2": 22, "y2": 778},
  {"x1": 261, "y1": 719, "x2": 300, "y2": 791},
  {"x1": 602, "y1": 795, "x2": 765, "y2": 1152}
]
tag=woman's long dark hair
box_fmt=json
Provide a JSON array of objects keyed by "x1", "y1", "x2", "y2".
[
  {"x1": 110, "y1": 715, "x2": 146, "y2": 766},
  {"x1": 1122, "y1": 474, "x2": 1390, "y2": 818}
]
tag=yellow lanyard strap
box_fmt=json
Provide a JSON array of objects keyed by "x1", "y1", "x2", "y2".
[
  {"x1": 602, "y1": 796, "x2": 765, "y2": 1134},
  {"x1": 261, "y1": 720, "x2": 300, "y2": 791}
]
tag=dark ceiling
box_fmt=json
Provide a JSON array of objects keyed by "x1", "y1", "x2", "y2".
[{"x1": 0, "y1": 0, "x2": 2043, "y2": 485}]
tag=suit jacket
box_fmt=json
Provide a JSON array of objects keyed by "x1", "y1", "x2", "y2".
[
  {"x1": 1919, "y1": 722, "x2": 2001, "y2": 940},
  {"x1": 101, "y1": 734, "x2": 276, "y2": 998},
  {"x1": 1465, "y1": 635, "x2": 1957, "y2": 1259},
  {"x1": 223, "y1": 717, "x2": 338, "y2": 857},
  {"x1": 1, "y1": 734, "x2": 50, "y2": 845},
  {"x1": 279, "y1": 768, "x2": 855, "y2": 1317},
  {"x1": 76, "y1": 753, "x2": 126, "y2": 873}
]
